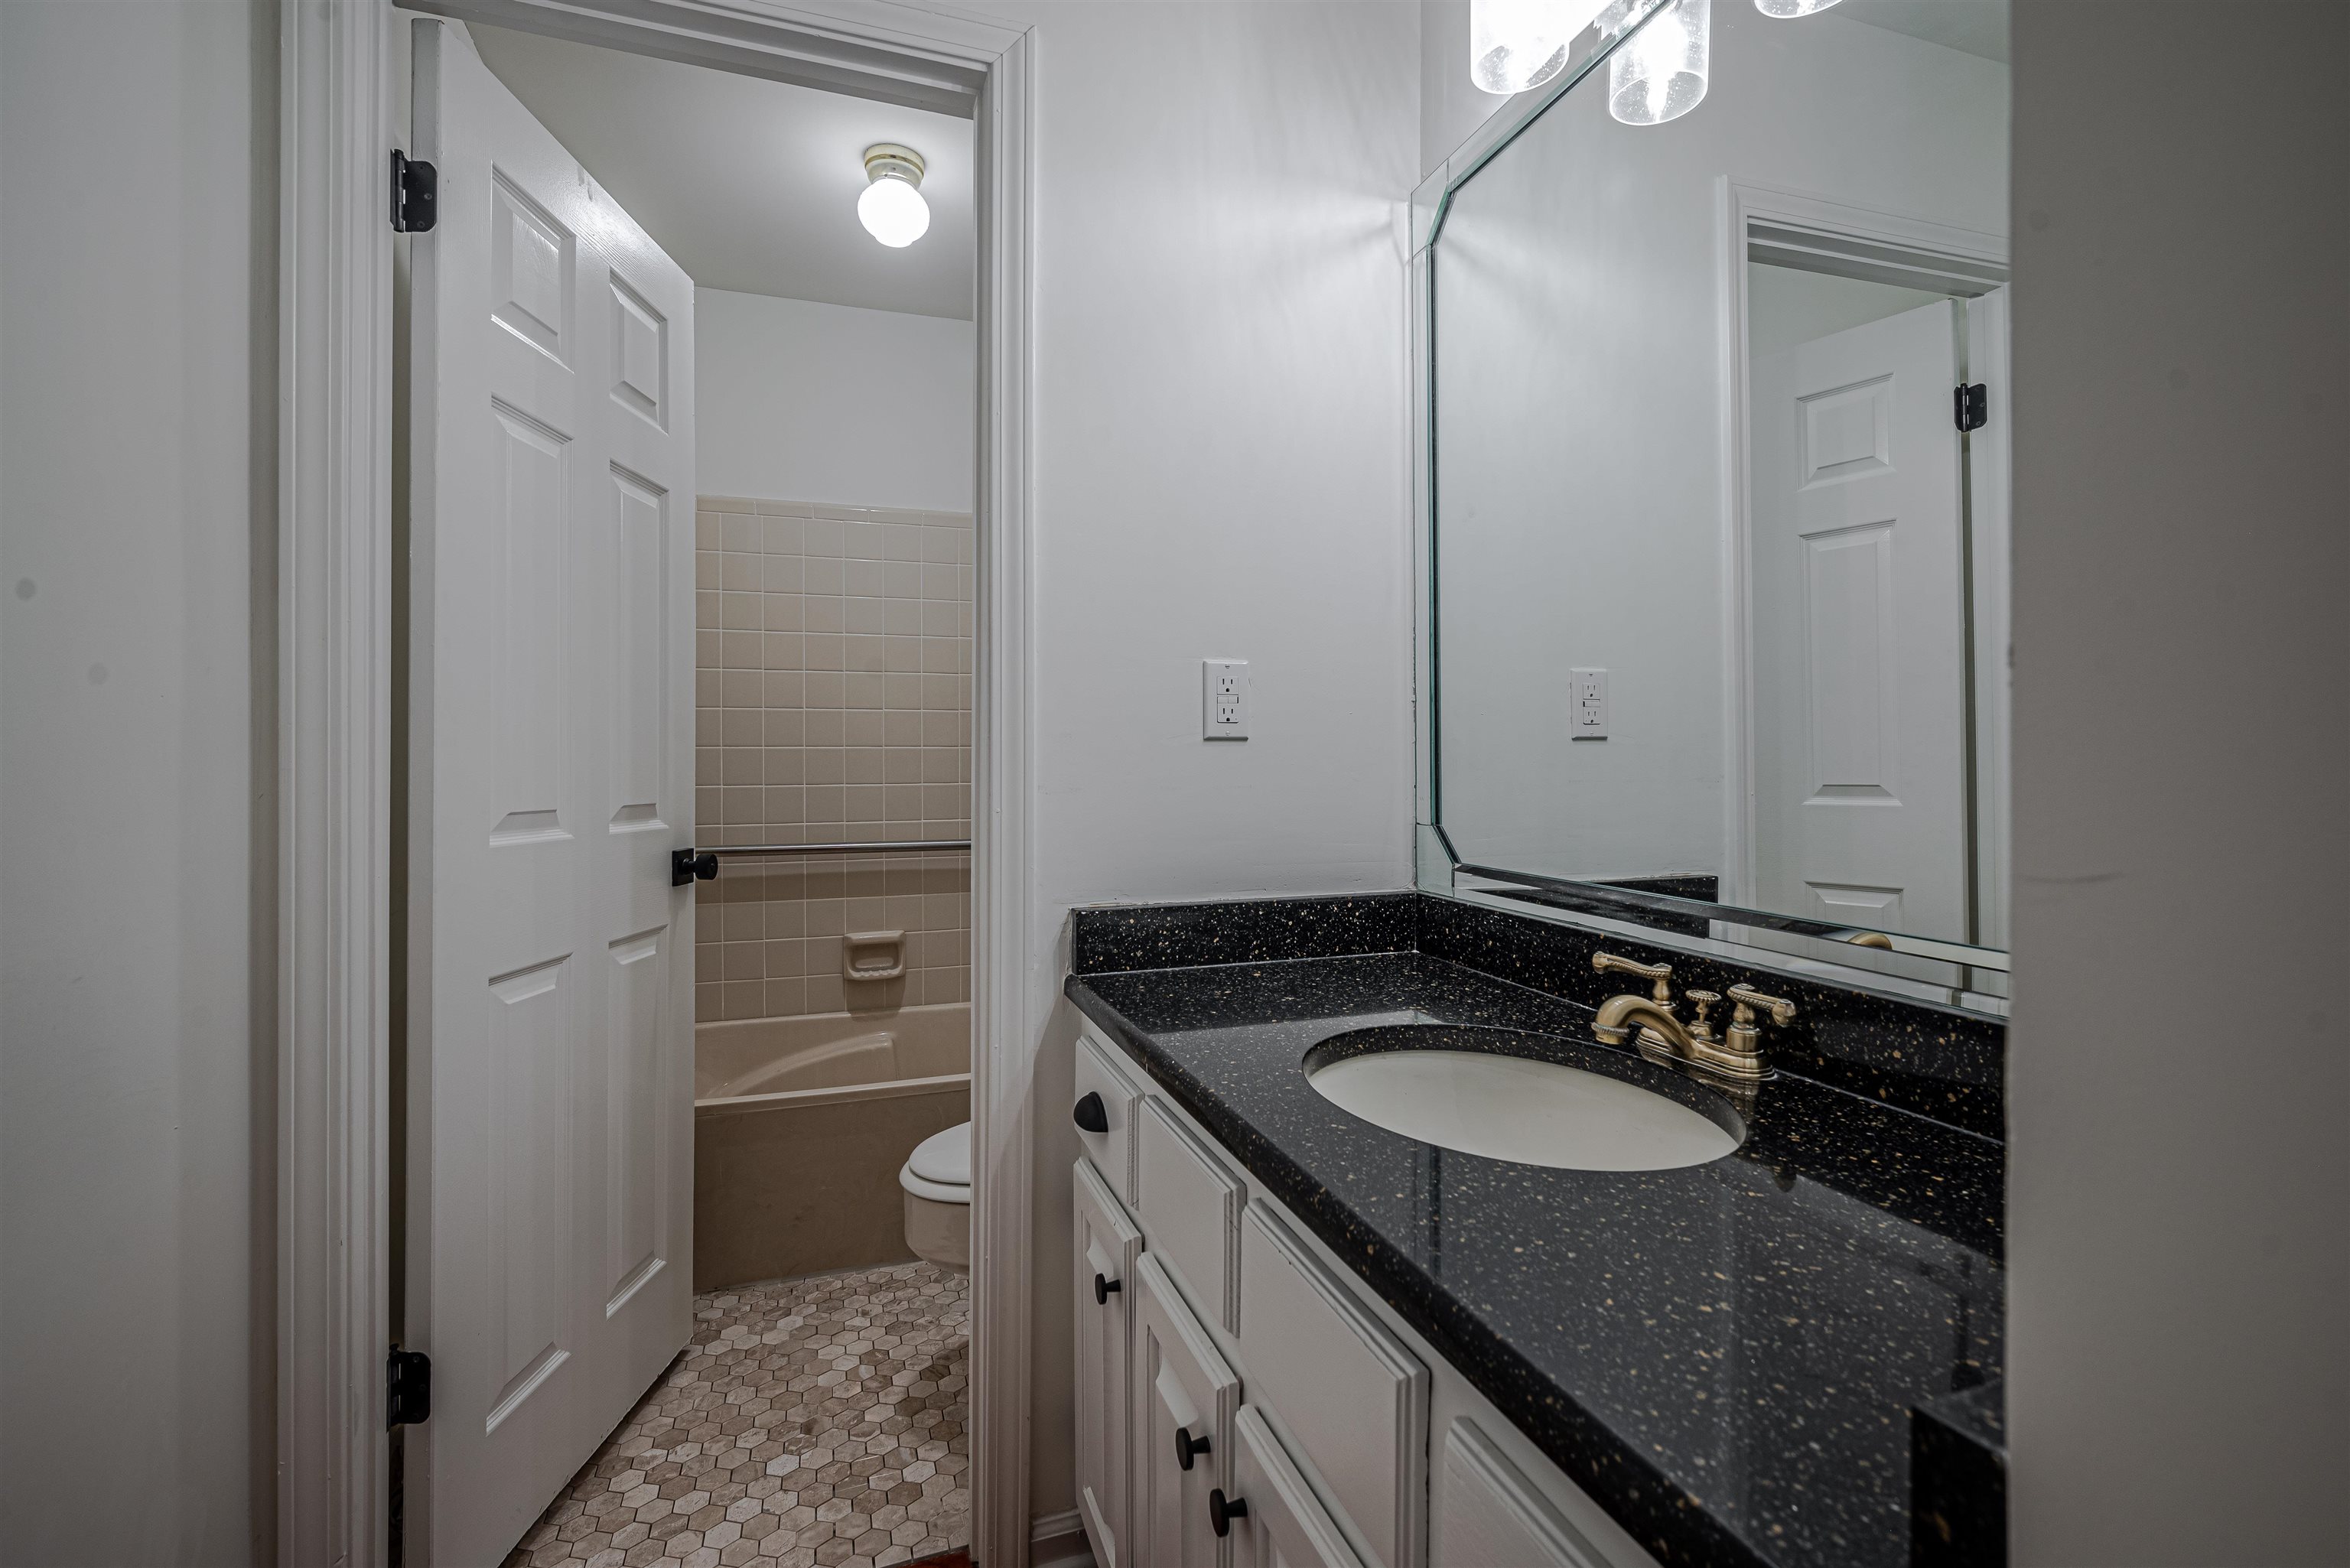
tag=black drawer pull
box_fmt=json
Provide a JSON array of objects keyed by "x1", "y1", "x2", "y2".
[
  {"x1": 1093, "y1": 1272, "x2": 1121, "y2": 1306},
  {"x1": 1072, "y1": 1091, "x2": 1108, "y2": 1134},
  {"x1": 1175, "y1": 1425, "x2": 1209, "y2": 1471},
  {"x1": 1209, "y1": 1488, "x2": 1247, "y2": 1537}
]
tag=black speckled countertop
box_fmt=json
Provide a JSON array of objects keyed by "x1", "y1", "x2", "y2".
[{"x1": 1065, "y1": 895, "x2": 2004, "y2": 1568}]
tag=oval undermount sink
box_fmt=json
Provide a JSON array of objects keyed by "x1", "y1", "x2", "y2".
[{"x1": 1305, "y1": 1026, "x2": 1743, "y2": 1172}]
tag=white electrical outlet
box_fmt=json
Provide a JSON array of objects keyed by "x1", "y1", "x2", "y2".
[
  {"x1": 1570, "y1": 667, "x2": 1609, "y2": 739},
  {"x1": 1203, "y1": 659, "x2": 1248, "y2": 740}
]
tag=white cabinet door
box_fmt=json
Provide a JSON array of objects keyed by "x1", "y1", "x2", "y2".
[
  {"x1": 1134, "y1": 1254, "x2": 1242, "y2": 1568},
  {"x1": 1237, "y1": 1202, "x2": 1427, "y2": 1568},
  {"x1": 1138, "y1": 1100, "x2": 1245, "y2": 1332},
  {"x1": 1077, "y1": 1159, "x2": 1146, "y2": 1568},
  {"x1": 1433, "y1": 1420, "x2": 1613, "y2": 1568},
  {"x1": 406, "y1": 20, "x2": 695, "y2": 1565},
  {"x1": 1751, "y1": 299, "x2": 1968, "y2": 939},
  {"x1": 1223, "y1": 1407, "x2": 1367, "y2": 1568}
]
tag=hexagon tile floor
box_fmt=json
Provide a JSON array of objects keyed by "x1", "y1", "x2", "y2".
[{"x1": 501, "y1": 1261, "x2": 971, "y2": 1568}]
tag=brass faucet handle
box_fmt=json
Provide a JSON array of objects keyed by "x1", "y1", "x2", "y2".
[
  {"x1": 1593, "y1": 952, "x2": 1674, "y2": 1007},
  {"x1": 1684, "y1": 990, "x2": 1720, "y2": 1041},
  {"x1": 1726, "y1": 984, "x2": 1797, "y2": 1028}
]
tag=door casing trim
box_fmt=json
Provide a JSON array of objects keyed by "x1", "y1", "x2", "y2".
[{"x1": 278, "y1": 4, "x2": 1036, "y2": 1562}]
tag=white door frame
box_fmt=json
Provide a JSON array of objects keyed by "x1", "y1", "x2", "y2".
[
  {"x1": 277, "y1": 4, "x2": 1036, "y2": 1564},
  {"x1": 1712, "y1": 179, "x2": 2006, "y2": 912}
]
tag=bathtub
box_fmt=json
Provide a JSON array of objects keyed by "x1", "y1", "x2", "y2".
[{"x1": 694, "y1": 1002, "x2": 971, "y2": 1292}]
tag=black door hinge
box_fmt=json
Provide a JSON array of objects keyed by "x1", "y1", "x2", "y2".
[
  {"x1": 387, "y1": 1347, "x2": 432, "y2": 1429},
  {"x1": 672, "y1": 847, "x2": 719, "y2": 887},
  {"x1": 1954, "y1": 382, "x2": 1987, "y2": 433},
  {"x1": 390, "y1": 149, "x2": 438, "y2": 233}
]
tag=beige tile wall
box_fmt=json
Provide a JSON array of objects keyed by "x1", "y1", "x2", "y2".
[{"x1": 693, "y1": 496, "x2": 972, "y2": 1023}]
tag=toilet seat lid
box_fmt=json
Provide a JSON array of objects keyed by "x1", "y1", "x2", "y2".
[{"x1": 907, "y1": 1121, "x2": 971, "y2": 1188}]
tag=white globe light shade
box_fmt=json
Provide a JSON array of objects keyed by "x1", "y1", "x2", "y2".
[
  {"x1": 1755, "y1": 0, "x2": 1841, "y2": 15},
  {"x1": 858, "y1": 174, "x2": 929, "y2": 248}
]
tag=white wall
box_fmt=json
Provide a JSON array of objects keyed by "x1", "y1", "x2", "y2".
[
  {"x1": 695, "y1": 288, "x2": 975, "y2": 510},
  {"x1": 976, "y1": 0, "x2": 1424, "y2": 1524},
  {"x1": 0, "y1": 2, "x2": 276, "y2": 1562},
  {"x1": 2006, "y1": 2, "x2": 2348, "y2": 1560},
  {"x1": 1431, "y1": 5, "x2": 2006, "y2": 883}
]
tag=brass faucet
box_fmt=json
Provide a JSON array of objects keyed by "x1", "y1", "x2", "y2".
[{"x1": 1590, "y1": 952, "x2": 1795, "y2": 1088}]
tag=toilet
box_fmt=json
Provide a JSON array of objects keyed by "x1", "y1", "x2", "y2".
[{"x1": 900, "y1": 1120, "x2": 972, "y2": 1274}]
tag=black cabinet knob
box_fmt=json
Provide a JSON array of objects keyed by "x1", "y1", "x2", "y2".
[
  {"x1": 1072, "y1": 1091, "x2": 1108, "y2": 1134},
  {"x1": 1175, "y1": 1425, "x2": 1209, "y2": 1471},
  {"x1": 1092, "y1": 1272, "x2": 1121, "y2": 1306},
  {"x1": 1209, "y1": 1488, "x2": 1247, "y2": 1537}
]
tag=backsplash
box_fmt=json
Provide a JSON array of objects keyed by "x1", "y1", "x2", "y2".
[
  {"x1": 1071, "y1": 890, "x2": 2006, "y2": 1140},
  {"x1": 693, "y1": 495, "x2": 972, "y2": 1022}
]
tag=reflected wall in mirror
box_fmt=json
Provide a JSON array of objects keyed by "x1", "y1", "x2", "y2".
[{"x1": 1426, "y1": 0, "x2": 2010, "y2": 987}]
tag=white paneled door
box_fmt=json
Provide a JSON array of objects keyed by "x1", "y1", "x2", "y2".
[
  {"x1": 406, "y1": 20, "x2": 695, "y2": 1564},
  {"x1": 1750, "y1": 299, "x2": 1968, "y2": 940}
]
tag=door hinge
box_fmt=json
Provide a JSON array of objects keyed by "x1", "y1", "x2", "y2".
[
  {"x1": 390, "y1": 148, "x2": 438, "y2": 234},
  {"x1": 1954, "y1": 382, "x2": 1987, "y2": 433},
  {"x1": 387, "y1": 1347, "x2": 432, "y2": 1429}
]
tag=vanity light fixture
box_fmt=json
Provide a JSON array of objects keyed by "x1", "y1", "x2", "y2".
[
  {"x1": 1471, "y1": 0, "x2": 1614, "y2": 94},
  {"x1": 857, "y1": 143, "x2": 929, "y2": 248},
  {"x1": 1754, "y1": 0, "x2": 1841, "y2": 14},
  {"x1": 1609, "y1": 0, "x2": 1710, "y2": 125}
]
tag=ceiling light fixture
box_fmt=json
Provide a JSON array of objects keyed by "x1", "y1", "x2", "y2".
[
  {"x1": 1609, "y1": 0, "x2": 1710, "y2": 125},
  {"x1": 1754, "y1": 0, "x2": 1841, "y2": 15},
  {"x1": 858, "y1": 143, "x2": 929, "y2": 248},
  {"x1": 1470, "y1": 0, "x2": 1614, "y2": 95}
]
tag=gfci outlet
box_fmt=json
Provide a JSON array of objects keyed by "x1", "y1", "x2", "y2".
[{"x1": 1203, "y1": 659, "x2": 1248, "y2": 740}]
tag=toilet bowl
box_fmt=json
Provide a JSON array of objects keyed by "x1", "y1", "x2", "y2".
[{"x1": 900, "y1": 1121, "x2": 971, "y2": 1274}]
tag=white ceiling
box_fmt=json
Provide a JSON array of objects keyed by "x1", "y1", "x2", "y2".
[
  {"x1": 1839, "y1": 0, "x2": 2010, "y2": 63},
  {"x1": 468, "y1": 23, "x2": 975, "y2": 320}
]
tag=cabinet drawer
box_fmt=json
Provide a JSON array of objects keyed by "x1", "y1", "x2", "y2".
[
  {"x1": 1138, "y1": 1098, "x2": 1246, "y2": 1332},
  {"x1": 1225, "y1": 1406, "x2": 1367, "y2": 1568},
  {"x1": 1238, "y1": 1202, "x2": 1428, "y2": 1568},
  {"x1": 1434, "y1": 1420, "x2": 1612, "y2": 1568},
  {"x1": 1076, "y1": 1030, "x2": 1144, "y2": 1205},
  {"x1": 1133, "y1": 1253, "x2": 1241, "y2": 1568},
  {"x1": 1076, "y1": 1160, "x2": 1145, "y2": 1568}
]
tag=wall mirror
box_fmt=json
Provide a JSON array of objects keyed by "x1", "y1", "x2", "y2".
[{"x1": 1414, "y1": 0, "x2": 2011, "y2": 1010}]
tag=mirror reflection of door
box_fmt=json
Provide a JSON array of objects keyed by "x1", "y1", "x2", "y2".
[{"x1": 1746, "y1": 268, "x2": 2010, "y2": 945}]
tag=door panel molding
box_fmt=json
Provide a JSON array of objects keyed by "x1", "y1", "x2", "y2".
[{"x1": 278, "y1": 3, "x2": 1034, "y2": 1564}]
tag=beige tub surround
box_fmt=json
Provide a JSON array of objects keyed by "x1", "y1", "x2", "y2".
[
  {"x1": 695, "y1": 1003, "x2": 971, "y2": 1292},
  {"x1": 693, "y1": 494, "x2": 973, "y2": 1026}
]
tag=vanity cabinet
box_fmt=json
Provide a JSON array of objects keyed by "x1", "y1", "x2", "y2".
[{"x1": 1070, "y1": 1023, "x2": 1660, "y2": 1568}]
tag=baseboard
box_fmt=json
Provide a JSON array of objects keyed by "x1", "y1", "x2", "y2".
[{"x1": 1029, "y1": 1508, "x2": 1095, "y2": 1568}]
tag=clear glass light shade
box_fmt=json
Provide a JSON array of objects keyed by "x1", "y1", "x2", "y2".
[
  {"x1": 1754, "y1": 0, "x2": 1841, "y2": 14},
  {"x1": 1471, "y1": 0, "x2": 1613, "y2": 95},
  {"x1": 1608, "y1": 0, "x2": 1710, "y2": 125},
  {"x1": 857, "y1": 174, "x2": 929, "y2": 248}
]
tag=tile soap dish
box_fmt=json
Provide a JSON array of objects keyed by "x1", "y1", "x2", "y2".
[{"x1": 843, "y1": 929, "x2": 906, "y2": 982}]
